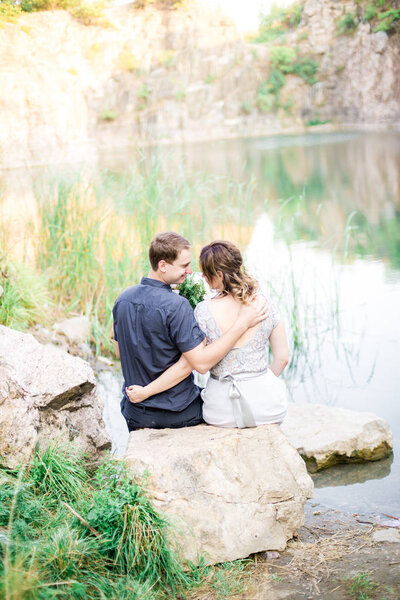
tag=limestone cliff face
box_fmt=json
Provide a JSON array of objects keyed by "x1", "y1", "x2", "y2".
[{"x1": 0, "y1": 0, "x2": 399, "y2": 169}]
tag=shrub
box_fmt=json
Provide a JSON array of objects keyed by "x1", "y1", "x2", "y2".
[
  {"x1": 138, "y1": 84, "x2": 149, "y2": 99},
  {"x1": 175, "y1": 88, "x2": 186, "y2": 101},
  {"x1": 270, "y1": 45, "x2": 296, "y2": 72},
  {"x1": 100, "y1": 109, "x2": 117, "y2": 121},
  {"x1": 158, "y1": 49, "x2": 176, "y2": 67},
  {"x1": 268, "y1": 68, "x2": 286, "y2": 99},
  {"x1": 252, "y1": 2, "x2": 302, "y2": 44},
  {"x1": 374, "y1": 9, "x2": 400, "y2": 32},
  {"x1": 205, "y1": 74, "x2": 217, "y2": 84},
  {"x1": 69, "y1": 1, "x2": 109, "y2": 27},
  {"x1": 20, "y1": 0, "x2": 51, "y2": 12},
  {"x1": 0, "y1": 0, "x2": 22, "y2": 22},
  {"x1": 292, "y1": 56, "x2": 318, "y2": 85},
  {"x1": 337, "y1": 12, "x2": 358, "y2": 35},
  {"x1": 134, "y1": 0, "x2": 185, "y2": 8},
  {"x1": 256, "y1": 74, "x2": 284, "y2": 113},
  {"x1": 364, "y1": 4, "x2": 377, "y2": 21},
  {"x1": 282, "y1": 95, "x2": 294, "y2": 113},
  {"x1": 241, "y1": 100, "x2": 253, "y2": 114},
  {"x1": 117, "y1": 48, "x2": 139, "y2": 72},
  {"x1": 285, "y1": 2, "x2": 302, "y2": 27}
]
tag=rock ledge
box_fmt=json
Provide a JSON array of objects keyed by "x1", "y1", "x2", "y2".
[
  {"x1": 124, "y1": 424, "x2": 313, "y2": 565},
  {"x1": 281, "y1": 403, "x2": 393, "y2": 472}
]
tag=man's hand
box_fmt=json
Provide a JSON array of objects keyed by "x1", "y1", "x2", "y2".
[
  {"x1": 237, "y1": 296, "x2": 269, "y2": 329},
  {"x1": 126, "y1": 385, "x2": 148, "y2": 404}
]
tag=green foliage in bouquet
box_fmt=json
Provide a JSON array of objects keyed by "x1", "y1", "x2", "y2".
[{"x1": 178, "y1": 274, "x2": 207, "y2": 309}]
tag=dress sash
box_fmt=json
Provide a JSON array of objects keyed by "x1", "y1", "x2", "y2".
[{"x1": 210, "y1": 369, "x2": 269, "y2": 428}]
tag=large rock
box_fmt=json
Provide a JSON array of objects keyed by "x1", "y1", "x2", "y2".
[
  {"x1": 0, "y1": 325, "x2": 111, "y2": 468},
  {"x1": 52, "y1": 315, "x2": 91, "y2": 345},
  {"x1": 281, "y1": 403, "x2": 393, "y2": 472},
  {"x1": 124, "y1": 424, "x2": 313, "y2": 566}
]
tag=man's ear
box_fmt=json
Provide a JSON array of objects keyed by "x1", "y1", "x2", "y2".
[{"x1": 158, "y1": 259, "x2": 167, "y2": 273}]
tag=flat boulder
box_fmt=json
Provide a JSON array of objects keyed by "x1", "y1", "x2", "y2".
[
  {"x1": 281, "y1": 403, "x2": 393, "y2": 472},
  {"x1": 0, "y1": 325, "x2": 111, "y2": 467},
  {"x1": 124, "y1": 424, "x2": 313, "y2": 566}
]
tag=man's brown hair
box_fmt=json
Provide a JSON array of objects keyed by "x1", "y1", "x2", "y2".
[{"x1": 149, "y1": 231, "x2": 191, "y2": 271}]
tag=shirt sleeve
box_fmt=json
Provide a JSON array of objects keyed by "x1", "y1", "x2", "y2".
[{"x1": 168, "y1": 298, "x2": 206, "y2": 353}]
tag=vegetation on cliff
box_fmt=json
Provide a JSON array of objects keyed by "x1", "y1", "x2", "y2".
[
  {"x1": 0, "y1": 0, "x2": 186, "y2": 25},
  {"x1": 337, "y1": 1, "x2": 400, "y2": 34}
]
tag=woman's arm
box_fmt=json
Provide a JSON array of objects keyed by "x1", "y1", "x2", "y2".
[
  {"x1": 268, "y1": 321, "x2": 289, "y2": 376},
  {"x1": 126, "y1": 353, "x2": 195, "y2": 403}
]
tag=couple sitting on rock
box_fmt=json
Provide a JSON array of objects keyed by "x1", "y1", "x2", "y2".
[{"x1": 113, "y1": 231, "x2": 288, "y2": 432}]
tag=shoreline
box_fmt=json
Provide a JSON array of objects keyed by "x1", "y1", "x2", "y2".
[{"x1": 1, "y1": 126, "x2": 400, "y2": 172}]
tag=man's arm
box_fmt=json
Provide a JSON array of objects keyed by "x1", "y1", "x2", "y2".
[
  {"x1": 126, "y1": 354, "x2": 193, "y2": 403},
  {"x1": 182, "y1": 300, "x2": 267, "y2": 374},
  {"x1": 126, "y1": 299, "x2": 267, "y2": 404}
]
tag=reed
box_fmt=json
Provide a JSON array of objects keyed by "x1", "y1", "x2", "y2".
[{"x1": 29, "y1": 166, "x2": 258, "y2": 354}]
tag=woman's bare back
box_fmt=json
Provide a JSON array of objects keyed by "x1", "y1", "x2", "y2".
[{"x1": 207, "y1": 295, "x2": 263, "y2": 348}]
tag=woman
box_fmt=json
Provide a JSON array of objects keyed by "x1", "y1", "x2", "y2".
[{"x1": 127, "y1": 240, "x2": 289, "y2": 428}]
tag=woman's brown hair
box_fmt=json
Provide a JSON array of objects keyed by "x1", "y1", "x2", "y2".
[{"x1": 199, "y1": 240, "x2": 259, "y2": 304}]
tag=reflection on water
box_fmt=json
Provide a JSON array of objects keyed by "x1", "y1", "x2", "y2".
[
  {"x1": 312, "y1": 454, "x2": 393, "y2": 489},
  {"x1": 98, "y1": 131, "x2": 400, "y2": 268},
  {"x1": 246, "y1": 215, "x2": 400, "y2": 515},
  {"x1": 2, "y1": 131, "x2": 400, "y2": 515}
]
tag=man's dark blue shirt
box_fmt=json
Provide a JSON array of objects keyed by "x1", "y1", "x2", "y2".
[{"x1": 112, "y1": 277, "x2": 205, "y2": 419}]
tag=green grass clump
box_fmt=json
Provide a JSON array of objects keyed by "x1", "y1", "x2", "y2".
[
  {"x1": 364, "y1": 4, "x2": 377, "y2": 21},
  {"x1": 348, "y1": 571, "x2": 374, "y2": 600},
  {"x1": 374, "y1": 9, "x2": 400, "y2": 32},
  {"x1": 270, "y1": 45, "x2": 297, "y2": 72},
  {"x1": 0, "y1": 443, "x2": 202, "y2": 598},
  {"x1": 0, "y1": 0, "x2": 22, "y2": 23},
  {"x1": 337, "y1": 12, "x2": 358, "y2": 35},
  {"x1": 0, "y1": 0, "x2": 110, "y2": 26},
  {"x1": 0, "y1": 252, "x2": 49, "y2": 330},
  {"x1": 253, "y1": 2, "x2": 303, "y2": 43}
]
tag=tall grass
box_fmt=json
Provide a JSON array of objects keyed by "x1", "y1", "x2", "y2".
[
  {"x1": 31, "y1": 166, "x2": 256, "y2": 354},
  {"x1": 0, "y1": 443, "x2": 199, "y2": 599},
  {"x1": 0, "y1": 443, "x2": 254, "y2": 599},
  {"x1": 0, "y1": 251, "x2": 50, "y2": 330}
]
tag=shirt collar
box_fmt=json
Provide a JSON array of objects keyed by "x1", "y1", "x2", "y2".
[{"x1": 140, "y1": 277, "x2": 172, "y2": 292}]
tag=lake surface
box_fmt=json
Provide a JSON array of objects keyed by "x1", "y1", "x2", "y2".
[{"x1": 98, "y1": 131, "x2": 400, "y2": 517}]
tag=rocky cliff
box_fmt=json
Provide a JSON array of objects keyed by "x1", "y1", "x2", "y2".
[{"x1": 0, "y1": 0, "x2": 399, "y2": 169}]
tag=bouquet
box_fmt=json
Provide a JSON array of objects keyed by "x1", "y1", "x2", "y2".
[{"x1": 178, "y1": 273, "x2": 207, "y2": 309}]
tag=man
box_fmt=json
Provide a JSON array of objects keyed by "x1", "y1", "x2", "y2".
[{"x1": 113, "y1": 231, "x2": 266, "y2": 431}]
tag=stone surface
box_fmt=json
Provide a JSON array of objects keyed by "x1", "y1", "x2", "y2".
[
  {"x1": 53, "y1": 315, "x2": 91, "y2": 344},
  {"x1": 372, "y1": 529, "x2": 400, "y2": 544},
  {"x1": 0, "y1": 325, "x2": 111, "y2": 467},
  {"x1": 281, "y1": 403, "x2": 393, "y2": 472},
  {"x1": 124, "y1": 424, "x2": 314, "y2": 565}
]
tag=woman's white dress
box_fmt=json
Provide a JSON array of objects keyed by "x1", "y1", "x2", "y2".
[{"x1": 194, "y1": 298, "x2": 287, "y2": 428}]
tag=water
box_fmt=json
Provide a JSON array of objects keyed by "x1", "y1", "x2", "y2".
[{"x1": 96, "y1": 131, "x2": 400, "y2": 517}]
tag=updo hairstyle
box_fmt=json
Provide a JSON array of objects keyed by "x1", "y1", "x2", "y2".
[{"x1": 199, "y1": 240, "x2": 259, "y2": 304}]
